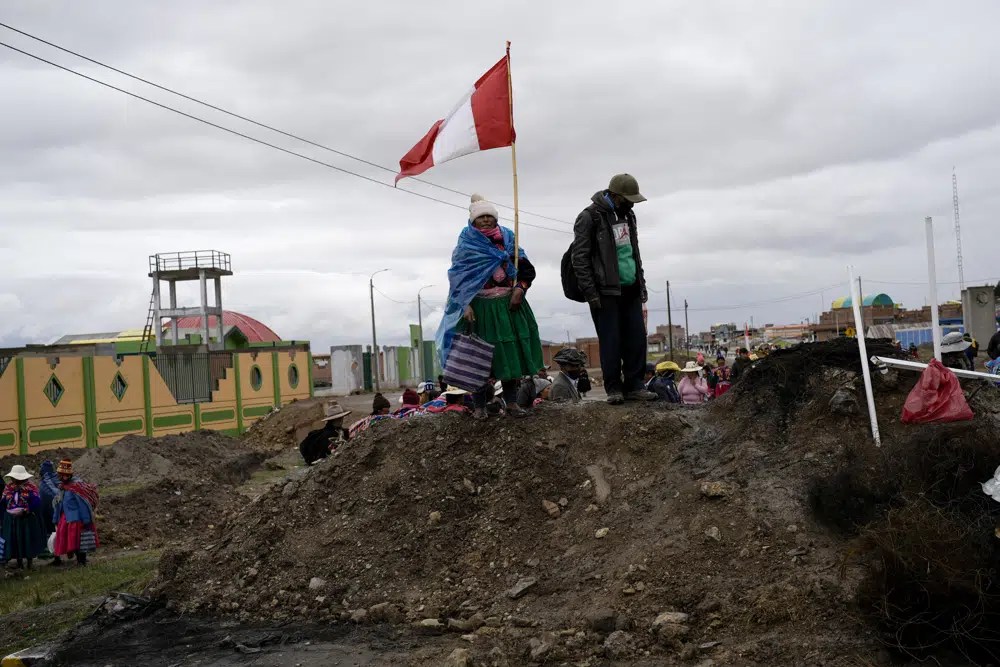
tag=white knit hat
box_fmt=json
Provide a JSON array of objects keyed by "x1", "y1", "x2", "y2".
[{"x1": 469, "y1": 194, "x2": 499, "y2": 222}]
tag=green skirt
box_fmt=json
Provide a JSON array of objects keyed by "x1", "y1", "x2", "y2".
[{"x1": 470, "y1": 293, "x2": 543, "y2": 381}]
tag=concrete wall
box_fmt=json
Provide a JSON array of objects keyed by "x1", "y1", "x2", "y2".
[
  {"x1": 0, "y1": 346, "x2": 313, "y2": 456},
  {"x1": 330, "y1": 345, "x2": 364, "y2": 394}
]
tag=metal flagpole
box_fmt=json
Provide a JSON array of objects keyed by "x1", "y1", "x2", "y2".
[{"x1": 506, "y1": 41, "x2": 520, "y2": 270}]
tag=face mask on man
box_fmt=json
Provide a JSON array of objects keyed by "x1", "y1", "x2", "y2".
[{"x1": 565, "y1": 368, "x2": 582, "y2": 380}]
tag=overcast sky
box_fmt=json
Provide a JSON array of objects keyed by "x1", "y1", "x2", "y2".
[{"x1": 3, "y1": 1, "x2": 999, "y2": 353}]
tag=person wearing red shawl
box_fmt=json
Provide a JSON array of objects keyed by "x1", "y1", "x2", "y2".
[
  {"x1": 50, "y1": 459, "x2": 99, "y2": 566},
  {"x1": 2, "y1": 465, "x2": 46, "y2": 569}
]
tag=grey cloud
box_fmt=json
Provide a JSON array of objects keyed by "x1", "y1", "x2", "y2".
[{"x1": 3, "y1": 0, "x2": 1000, "y2": 350}]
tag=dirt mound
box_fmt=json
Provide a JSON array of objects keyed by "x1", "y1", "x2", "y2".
[
  {"x1": 0, "y1": 447, "x2": 87, "y2": 477},
  {"x1": 99, "y1": 478, "x2": 245, "y2": 550},
  {"x1": 73, "y1": 431, "x2": 259, "y2": 489},
  {"x1": 725, "y1": 337, "x2": 900, "y2": 420},
  {"x1": 156, "y1": 393, "x2": 885, "y2": 664},
  {"x1": 239, "y1": 398, "x2": 326, "y2": 453},
  {"x1": 810, "y1": 418, "x2": 1000, "y2": 663}
]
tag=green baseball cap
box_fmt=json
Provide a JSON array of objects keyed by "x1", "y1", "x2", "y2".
[{"x1": 608, "y1": 173, "x2": 646, "y2": 203}]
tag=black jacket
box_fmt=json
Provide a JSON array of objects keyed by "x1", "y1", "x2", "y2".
[
  {"x1": 730, "y1": 356, "x2": 752, "y2": 382},
  {"x1": 571, "y1": 191, "x2": 647, "y2": 303},
  {"x1": 988, "y1": 330, "x2": 1000, "y2": 360}
]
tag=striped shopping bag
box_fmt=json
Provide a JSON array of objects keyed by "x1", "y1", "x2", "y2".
[{"x1": 443, "y1": 333, "x2": 495, "y2": 392}]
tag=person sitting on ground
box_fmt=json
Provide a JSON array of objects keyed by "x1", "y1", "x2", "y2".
[
  {"x1": 425, "y1": 386, "x2": 472, "y2": 415},
  {"x1": 941, "y1": 331, "x2": 973, "y2": 371},
  {"x1": 299, "y1": 403, "x2": 352, "y2": 464},
  {"x1": 703, "y1": 362, "x2": 718, "y2": 396},
  {"x1": 963, "y1": 333, "x2": 979, "y2": 369},
  {"x1": 50, "y1": 459, "x2": 99, "y2": 567},
  {"x1": 401, "y1": 386, "x2": 421, "y2": 408},
  {"x1": 549, "y1": 348, "x2": 587, "y2": 403},
  {"x1": 2, "y1": 465, "x2": 46, "y2": 570},
  {"x1": 577, "y1": 368, "x2": 592, "y2": 397},
  {"x1": 908, "y1": 342, "x2": 919, "y2": 359},
  {"x1": 643, "y1": 363, "x2": 657, "y2": 390},
  {"x1": 647, "y1": 361, "x2": 680, "y2": 403},
  {"x1": 372, "y1": 392, "x2": 391, "y2": 416},
  {"x1": 677, "y1": 362, "x2": 711, "y2": 405},
  {"x1": 537, "y1": 366, "x2": 550, "y2": 381},
  {"x1": 516, "y1": 375, "x2": 554, "y2": 409},
  {"x1": 436, "y1": 195, "x2": 544, "y2": 418},
  {"x1": 730, "y1": 348, "x2": 752, "y2": 382},
  {"x1": 987, "y1": 325, "x2": 1000, "y2": 362}
]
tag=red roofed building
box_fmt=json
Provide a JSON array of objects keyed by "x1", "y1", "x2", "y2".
[{"x1": 164, "y1": 310, "x2": 282, "y2": 348}]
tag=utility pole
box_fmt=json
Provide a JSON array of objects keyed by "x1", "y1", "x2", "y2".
[
  {"x1": 953, "y1": 169, "x2": 965, "y2": 292},
  {"x1": 417, "y1": 284, "x2": 434, "y2": 382},
  {"x1": 684, "y1": 299, "x2": 690, "y2": 355},
  {"x1": 666, "y1": 280, "x2": 674, "y2": 360},
  {"x1": 369, "y1": 268, "x2": 390, "y2": 392}
]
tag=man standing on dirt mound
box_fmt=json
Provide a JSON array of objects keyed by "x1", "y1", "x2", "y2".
[{"x1": 570, "y1": 174, "x2": 657, "y2": 405}]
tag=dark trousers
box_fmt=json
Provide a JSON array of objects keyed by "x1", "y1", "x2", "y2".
[{"x1": 590, "y1": 285, "x2": 647, "y2": 395}]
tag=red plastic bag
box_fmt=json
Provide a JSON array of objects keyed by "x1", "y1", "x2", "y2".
[{"x1": 901, "y1": 358, "x2": 974, "y2": 424}]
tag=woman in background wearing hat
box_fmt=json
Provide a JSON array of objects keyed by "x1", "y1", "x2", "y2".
[
  {"x1": 425, "y1": 386, "x2": 472, "y2": 415},
  {"x1": 677, "y1": 361, "x2": 711, "y2": 405},
  {"x1": 941, "y1": 331, "x2": 973, "y2": 371},
  {"x1": 51, "y1": 459, "x2": 99, "y2": 566},
  {"x1": 299, "y1": 403, "x2": 352, "y2": 465},
  {"x1": 436, "y1": 195, "x2": 543, "y2": 417},
  {"x1": 2, "y1": 465, "x2": 46, "y2": 569}
]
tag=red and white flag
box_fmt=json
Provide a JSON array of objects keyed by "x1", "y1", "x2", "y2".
[{"x1": 396, "y1": 54, "x2": 515, "y2": 183}]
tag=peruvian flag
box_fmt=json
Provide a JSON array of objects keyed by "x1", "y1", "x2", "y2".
[{"x1": 396, "y1": 54, "x2": 514, "y2": 183}]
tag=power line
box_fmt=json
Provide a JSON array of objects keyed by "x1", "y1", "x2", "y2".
[
  {"x1": 0, "y1": 40, "x2": 572, "y2": 236},
  {"x1": 372, "y1": 286, "x2": 416, "y2": 304},
  {"x1": 0, "y1": 21, "x2": 573, "y2": 227}
]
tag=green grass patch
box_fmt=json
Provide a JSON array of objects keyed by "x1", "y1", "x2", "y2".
[{"x1": 0, "y1": 550, "x2": 159, "y2": 617}]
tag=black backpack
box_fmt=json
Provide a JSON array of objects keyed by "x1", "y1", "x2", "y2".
[{"x1": 560, "y1": 208, "x2": 600, "y2": 303}]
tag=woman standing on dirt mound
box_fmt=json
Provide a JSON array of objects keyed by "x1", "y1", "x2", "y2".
[
  {"x1": 49, "y1": 459, "x2": 100, "y2": 567},
  {"x1": 1, "y1": 465, "x2": 46, "y2": 569},
  {"x1": 436, "y1": 194, "x2": 543, "y2": 419}
]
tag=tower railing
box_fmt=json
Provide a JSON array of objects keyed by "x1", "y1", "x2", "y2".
[{"x1": 149, "y1": 250, "x2": 231, "y2": 274}]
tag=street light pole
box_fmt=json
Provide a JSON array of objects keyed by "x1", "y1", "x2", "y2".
[
  {"x1": 684, "y1": 299, "x2": 690, "y2": 355},
  {"x1": 369, "y1": 268, "x2": 390, "y2": 392},
  {"x1": 417, "y1": 284, "x2": 434, "y2": 381},
  {"x1": 666, "y1": 280, "x2": 674, "y2": 360}
]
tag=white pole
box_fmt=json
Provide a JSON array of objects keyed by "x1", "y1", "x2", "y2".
[
  {"x1": 848, "y1": 266, "x2": 881, "y2": 447},
  {"x1": 925, "y1": 216, "x2": 942, "y2": 362}
]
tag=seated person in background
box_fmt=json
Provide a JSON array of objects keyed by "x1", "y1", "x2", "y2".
[
  {"x1": 372, "y1": 392, "x2": 391, "y2": 416},
  {"x1": 425, "y1": 387, "x2": 472, "y2": 415},
  {"x1": 299, "y1": 403, "x2": 352, "y2": 464},
  {"x1": 401, "y1": 386, "x2": 421, "y2": 407},
  {"x1": 650, "y1": 361, "x2": 681, "y2": 403},
  {"x1": 549, "y1": 348, "x2": 587, "y2": 403},
  {"x1": 517, "y1": 375, "x2": 553, "y2": 409},
  {"x1": 643, "y1": 363, "x2": 656, "y2": 390},
  {"x1": 940, "y1": 331, "x2": 973, "y2": 371},
  {"x1": 907, "y1": 343, "x2": 919, "y2": 359},
  {"x1": 677, "y1": 362, "x2": 711, "y2": 405}
]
